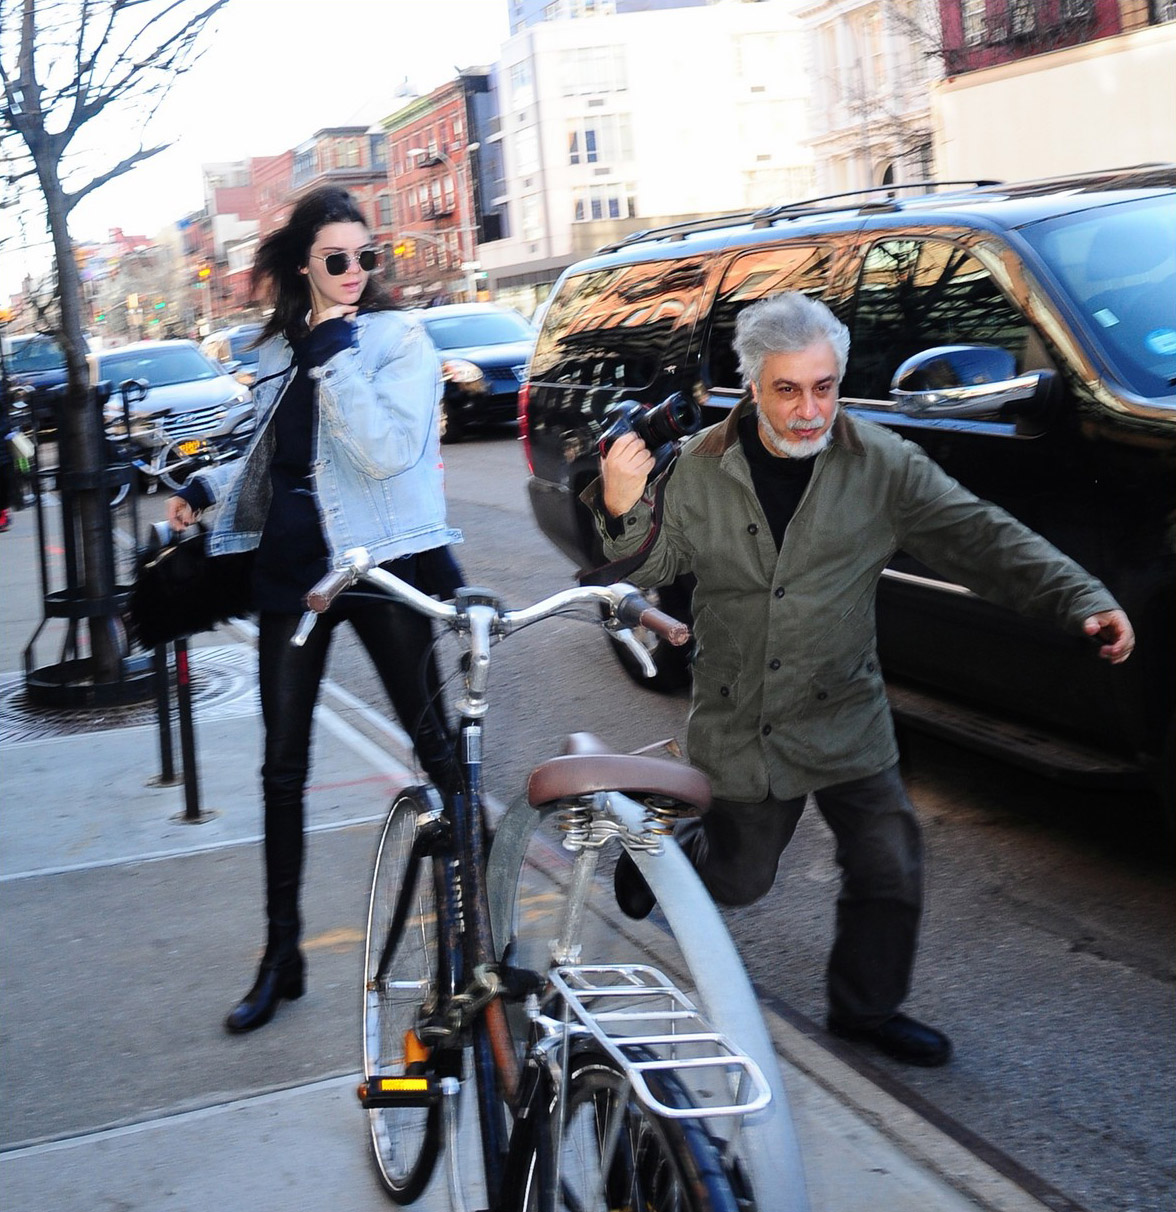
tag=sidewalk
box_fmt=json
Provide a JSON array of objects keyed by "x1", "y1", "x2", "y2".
[{"x1": 0, "y1": 500, "x2": 1049, "y2": 1211}]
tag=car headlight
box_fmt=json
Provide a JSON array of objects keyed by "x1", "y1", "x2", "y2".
[{"x1": 441, "y1": 358, "x2": 485, "y2": 387}]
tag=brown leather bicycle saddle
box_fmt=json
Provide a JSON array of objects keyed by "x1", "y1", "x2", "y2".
[{"x1": 526, "y1": 732, "x2": 711, "y2": 811}]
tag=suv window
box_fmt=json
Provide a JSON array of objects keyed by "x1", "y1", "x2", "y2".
[
  {"x1": 530, "y1": 257, "x2": 707, "y2": 390},
  {"x1": 705, "y1": 245, "x2": 833, "y2": 391},
  {"x1": 842, "y1": 238, "x2": 1032, "y2": 402},
  {"x1": 1021, "y1": 196, "x2": 1176, "y2": 399},
  {"x1": 9, "y1": 336, "x2": 66, "y2": 373}
]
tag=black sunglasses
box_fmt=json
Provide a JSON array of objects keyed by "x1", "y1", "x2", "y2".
[{"x1": 310, "y1": 249, "x2": 380, "y2": 276}]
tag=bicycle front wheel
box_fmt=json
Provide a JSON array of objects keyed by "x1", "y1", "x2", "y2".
[
  {"x1": 519, "y1": 1048, "x2": 740, "y2": 1212},
  {"x1": 363, "y1": 790, "x2": 444, "y2": 1203},
  {"x1": 157, "y1": 440, "x2": 197, "y2": 492}
]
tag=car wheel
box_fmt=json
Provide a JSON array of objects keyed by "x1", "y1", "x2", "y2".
[{"x1": 604, "y1": 578, "x2": 694, "y2": 693}]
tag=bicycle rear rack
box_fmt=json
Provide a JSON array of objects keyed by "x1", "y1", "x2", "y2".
[{"x1": 547, "y1": 963, "x2": 772, "y2": 1121}]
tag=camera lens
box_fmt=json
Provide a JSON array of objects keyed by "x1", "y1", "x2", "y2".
[{"x1": 638, "y1": 392, "x2": 702, "y2": 447}]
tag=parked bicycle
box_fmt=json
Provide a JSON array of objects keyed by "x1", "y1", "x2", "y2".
[
  {"x1": 295, "y1": 549, "x2": 810, "y2": 1212},
  {"x1": 105, "y1": 377, "x2": 243, "y2": 506}
]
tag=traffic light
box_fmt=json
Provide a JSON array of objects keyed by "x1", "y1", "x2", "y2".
[{"x1": 393, "y1": 240, "x2": 416, "y2": 258}]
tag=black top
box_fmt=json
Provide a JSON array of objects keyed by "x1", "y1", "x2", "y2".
[
  {"x1": 738, "y1": 411, "x2": 815, "y2": 551},
  {"x1": 251, "y1": 320, "x2": 351, "y2": 612}
]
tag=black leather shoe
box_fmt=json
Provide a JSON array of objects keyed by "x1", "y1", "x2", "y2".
[
  {"x1": 827, "y1": 1012, "x2": 953, "y2": 1067},
  {"x1": 613, "y1": 850, "x2": 656, "y2": 920},
  {"x1": 225, "y1": 955, "x2": 305, "y2": 1034}
]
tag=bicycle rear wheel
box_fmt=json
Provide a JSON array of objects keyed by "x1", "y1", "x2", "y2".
[
  {"x1": 518, "y1": 1047, "x2": 741, "y2": 1212},
  {"x1": 363, "y1": 790, "x2": 444, "y2": 1203}
]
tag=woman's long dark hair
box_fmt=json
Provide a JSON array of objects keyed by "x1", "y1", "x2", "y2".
[{"x1": 252, "y1": 186, "x2": 395, "y2": 345}]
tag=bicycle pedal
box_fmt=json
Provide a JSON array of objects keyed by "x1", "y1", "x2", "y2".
[{"x1": 357, "y1": 1073, "x2": 443, "y2": 1108}]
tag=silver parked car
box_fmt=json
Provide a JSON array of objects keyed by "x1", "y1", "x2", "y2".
[{"x1": 94, "y1": 340, "x2": 256, "y2": 495}]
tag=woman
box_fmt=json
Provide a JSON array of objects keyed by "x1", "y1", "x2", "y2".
[{"x1": 168, "y1": 186, "x2": 462, "y2": 1034}]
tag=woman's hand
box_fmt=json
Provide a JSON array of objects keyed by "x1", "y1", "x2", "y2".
[
  {"x1": 310, "y1": 304, "x2": 358, "y2": 328},
  {"x1": 166, "y1": 495, "x2": 200, "y2": 531}
]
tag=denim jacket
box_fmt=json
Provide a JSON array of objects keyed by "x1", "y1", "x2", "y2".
[{"x1": 191, "y1": 309, "x2": 462, "y2": 565}]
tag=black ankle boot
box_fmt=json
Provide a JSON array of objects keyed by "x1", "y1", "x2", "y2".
[{"x1": 224, "y1": 952, "x2": 305, "y2": 1034}]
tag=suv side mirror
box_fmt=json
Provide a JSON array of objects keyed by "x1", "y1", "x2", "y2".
[{"x1": 890, "y1": 345, "x2": 1052, "y2": 418}]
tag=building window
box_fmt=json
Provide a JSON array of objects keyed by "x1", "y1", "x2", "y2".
[
  {"x1": 961, "y1": 0, "x2": 986, "y2": 44},
  {"x1": 567, "y1": 114, "x2": 631, "y2": 166},
  {"x1": 560, "y1": 45, "x2": 627, "y2": 96},
  {"x1": 370, "y1": 135, "x2": 388, "y2": 170},
  {"x1": 571, "y1": 183, "x2": 636, "y2": 223},
  {"x1": 508, "y1": 60, "x2": 534, "y2": 108},
  {"x1": 515, "y1": 126, "x2": 541, "y2": 175},
  {"x1": 1009, "y1": 0, "x2": 1036, "y2": 36}
]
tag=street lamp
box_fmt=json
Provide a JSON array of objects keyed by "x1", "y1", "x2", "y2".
[{"x1": 407, "y1": 144, "x2": 480, "y2": 301}]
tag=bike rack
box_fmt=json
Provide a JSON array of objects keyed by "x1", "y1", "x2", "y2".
[{"x1": 547, "y1": 962, "x2": 772, "y2": 1122}]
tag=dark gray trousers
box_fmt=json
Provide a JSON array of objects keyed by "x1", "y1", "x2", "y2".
[{"x1": 681, "y1": 763, "x2": 923, "y2": 1027}]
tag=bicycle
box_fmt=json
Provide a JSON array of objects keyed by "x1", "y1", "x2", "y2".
[
  {"x1": 294, "y1": 548, "x2": 810, "y2": 1212},
  {"x1": 105, "y1": 378, "x2": 242, "y2": 506}
]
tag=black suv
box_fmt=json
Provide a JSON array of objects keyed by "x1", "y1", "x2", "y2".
[{"x1": 520, "y1": 166, "x2": 1176, "y2": 822}]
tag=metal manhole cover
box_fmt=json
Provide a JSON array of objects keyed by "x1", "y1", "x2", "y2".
[{"x1": 0, "y1": 644, "x2": 258, "y2": 744}]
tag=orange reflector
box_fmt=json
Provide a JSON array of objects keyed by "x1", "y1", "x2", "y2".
[
  {"x1": 374, "y1": 1076, "x2": 429, "y2": 1094},
  {"x1": 404, "y1": 1030, "x2": 430, "y2": 1066}
]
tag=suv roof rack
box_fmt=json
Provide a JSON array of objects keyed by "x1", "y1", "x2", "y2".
[
  {"x1": 594, "y1": 179, "x2": 1002, "y2": 255},
  {"x1": 591, "y1": 165, "x2": 1175, "y2": 257},
  {"x1": 750, "y1": 179, "x2": 1003, "y2": 224}
]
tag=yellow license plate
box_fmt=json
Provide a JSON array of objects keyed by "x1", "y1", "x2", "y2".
[{"x1": 178, "y1": 440, "x2": 205, "y2": 456}]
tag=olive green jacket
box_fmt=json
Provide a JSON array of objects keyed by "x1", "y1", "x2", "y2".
[{"x1": 586, "y1": 403, "x2": 1118, "y2": 801}]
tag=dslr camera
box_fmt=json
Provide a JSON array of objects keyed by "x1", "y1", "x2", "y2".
[{"x1": 598, "y1": 391, "x2": 703, "y2": 477}]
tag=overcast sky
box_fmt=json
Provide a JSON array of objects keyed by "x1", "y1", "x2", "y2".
[{"x1": 2, "y1": 0, "x2": 511, "y2": 300}]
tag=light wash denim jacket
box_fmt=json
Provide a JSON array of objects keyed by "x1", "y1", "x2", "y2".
[{"x1": 192, "y1": 309, "x2": 462, "y2": 565}]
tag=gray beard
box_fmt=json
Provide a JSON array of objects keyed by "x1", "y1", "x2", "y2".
[{"x1": 756, "y1": 403, "x2": 838, "y2": 460}]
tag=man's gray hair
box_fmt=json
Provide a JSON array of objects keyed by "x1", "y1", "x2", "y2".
[{"x1": 733, "y1": 292, "x2": 851, "y2": 386}]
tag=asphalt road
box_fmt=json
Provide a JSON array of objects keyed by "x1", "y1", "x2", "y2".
[{"x1": 328, "y1": 425, "x2": 1175, "y2": 1212}]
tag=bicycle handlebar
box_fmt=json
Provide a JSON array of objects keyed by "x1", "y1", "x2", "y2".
[{"x1": 292, "y1": 547, "x2": 691, "y2": 655}]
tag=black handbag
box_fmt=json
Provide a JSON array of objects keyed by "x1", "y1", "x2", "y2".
[{"x1": 128, "y1": 523, "x2": 255, "y2": 649}]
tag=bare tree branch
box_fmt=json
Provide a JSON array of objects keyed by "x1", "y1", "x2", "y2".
[{"x1": 65, "y1": 138, "x2": 167, "y2": 209}]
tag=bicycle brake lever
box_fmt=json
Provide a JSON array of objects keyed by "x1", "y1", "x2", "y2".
[
  {"x1": 614, "y1": 626, "x2": 657, "y2": 678},
  {"x1": 290, "y1": 609, "x2": 318, "y2": 648}
]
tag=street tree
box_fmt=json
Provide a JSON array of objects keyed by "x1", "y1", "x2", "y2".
[{"x1": 0, "y1": 0, "x2": 229, "y2": 687}]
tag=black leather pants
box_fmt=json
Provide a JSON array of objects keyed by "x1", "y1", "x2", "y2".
[
  {"x1": 256, "y1": 593, "x2": 458, "y2": 959},
  {"x1": 681, "y1": 763, "x2": 923, "y2": 1027}
]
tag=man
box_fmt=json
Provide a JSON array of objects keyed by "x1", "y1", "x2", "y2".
[{"x1": 591, "y1": 292, "x2": 1134, "y2": 1067}]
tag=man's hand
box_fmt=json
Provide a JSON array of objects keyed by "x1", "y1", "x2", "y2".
[
  {"x1": 1083, "y1": 609, "x2": 1135, "y2": 663},
  {"x1": 601, "y1": 431, "x2": 656, "y2": 518}
]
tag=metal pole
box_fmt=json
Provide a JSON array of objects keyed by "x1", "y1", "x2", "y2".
[
  {"x1": 152, "y1": 643, "x2": 177, "y2": 785},
  {"x1": 172, "y1": 638, "x2": 215, "y2": 823}
]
